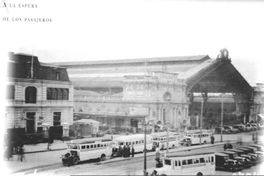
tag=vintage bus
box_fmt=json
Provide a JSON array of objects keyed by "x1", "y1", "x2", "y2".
[
  {"x1": 151, "y1": 132, "x2": 181, "y2": 150},
  {"x1": 61, "y1": 138, "x2": 114, "y2": 166},
  {"x1": 152, "y1": 152, "x2": 215, "y2": 176},
  {"x1": 113, "y1": 134, "x2": 153, "y2": 153},
  {"x1": 180, "y1": 130, "x2": 212, "y2": 146}
]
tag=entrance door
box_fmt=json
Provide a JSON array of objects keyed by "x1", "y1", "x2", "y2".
[{"x1": 26, "y1": 112, "x2": 35, "y2": 133}]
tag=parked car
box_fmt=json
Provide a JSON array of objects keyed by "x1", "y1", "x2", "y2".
[
  {"x1": 224, "y1": 126, "x2": 239, "y2": 133},
  {"x1": 215, "y1": 127, "x2": 231, "y2": 134},
  {"x1": 232, "y1": 124, "x2": 246, "y2": 132},
  {"x1": 215, "y1": 153, "x2": 243, "y2": 172},
  {"x1": 245, "y1": 124, "x2": 254, "y2": 131}
]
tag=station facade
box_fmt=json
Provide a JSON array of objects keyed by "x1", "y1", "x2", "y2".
[{"x1": 56, "y1": 49, "x2": 253, "y2": 131}]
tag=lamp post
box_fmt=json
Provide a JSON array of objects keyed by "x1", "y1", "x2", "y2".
[
  {"x1": 143, "y1": 118, "x2": 154, "y2": 176},
  {"x1": 220, "y1": 93, "x2": 225, "y2": 142}
]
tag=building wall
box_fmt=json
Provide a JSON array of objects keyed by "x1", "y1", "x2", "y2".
[
  {"x1": 74, "y1": 72, "x2": 189, "y2": 131},
  {"x1": 6, "y1": 78, "x2": 73, "y2": 136}
]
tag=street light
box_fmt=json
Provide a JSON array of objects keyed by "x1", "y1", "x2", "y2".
[
  {"x1": 143, "y1": 119, "x2": 154, "y2": 176},
  {"x1": 220, "y1": 93, "x2": 225, "y2": 142}
]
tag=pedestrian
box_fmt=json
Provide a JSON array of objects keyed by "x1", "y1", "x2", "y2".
[
  {"x1": 155, "y1": 148, "x2": 162, "y2": 168},
  {"x1": 223, "y1": 143, "x2": 227, "y2": 151},
  {"x1": 127, "y1": 145, "x2": 131, "y2": 157},
  {"x1": 131, "y1": 145, "x2": 135, "y2": 157},
  {"x1": 210, "y1": 135, "x2": 215, "y2": 144},
  {"x1": 18, "y1": 145, "x2": 25, "y2": 162},
  {"x1": 118, "y1": 145, "x2": 123, "y2": 157}
]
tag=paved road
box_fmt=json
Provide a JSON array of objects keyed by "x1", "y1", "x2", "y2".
[
  {"x1": 6, "y1": 131, "x2": 263, "y2": 175},
  {"x1": 19, "y1": 142, "x2": 264, "y2": 176}
]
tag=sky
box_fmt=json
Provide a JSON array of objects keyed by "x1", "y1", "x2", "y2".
[{"x1": 1, "y1": 0, "x2": 264, "y2": 86}]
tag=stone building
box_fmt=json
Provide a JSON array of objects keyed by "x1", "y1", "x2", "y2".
[
  {"x1": 56, "y1": 49, "x2": 253, "y2": 131},
  {"x1": 6, "y1": 53, "x2": 74, "y2": 137}
]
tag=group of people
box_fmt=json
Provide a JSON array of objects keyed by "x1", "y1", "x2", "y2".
[{"x1": 112, "y1": 145, "x2": 135, "y2": 158}]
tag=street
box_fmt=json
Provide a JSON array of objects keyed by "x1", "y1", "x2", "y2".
[{"x1": 6, "y1": 131, "x2": 264, "y2": 176}]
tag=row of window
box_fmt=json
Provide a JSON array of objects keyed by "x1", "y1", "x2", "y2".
[
  {"x1": 164, "y1": 156, "x2": 214, "y2": 166},
  {"x1": 6, "y1": 85, "x2": 69, "y2": 102},
  {"x1": 118, "y1": 140, "x2": 145, "y2": 146},
  {"x1": 80, "y1": 143, "x2": 111, "y2": 150}
]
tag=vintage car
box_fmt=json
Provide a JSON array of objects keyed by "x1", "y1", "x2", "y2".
[{"x1": 215, "y1": 153, "x2": 243, "y2": 172}]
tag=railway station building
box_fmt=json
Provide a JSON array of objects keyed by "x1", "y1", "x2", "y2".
[{"x1": 55, "y1": 49, "x2": 253, "y2": 132}]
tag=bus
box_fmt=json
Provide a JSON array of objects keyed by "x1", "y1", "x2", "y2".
[
  {"x1": 113, "y1": 134, "x2": 153, "y2": 153},
  {"x1": 61, "y1": 138, "x2": 114, "y2": 166},
  {"x1": 151, "y1": 132, "x2": 181, "y2": 150},
  {"x1": 152, "y1": 152, "x2": 215, "y2": 176},
  {"x1": 180, "y1": 130, "x2": 212, "y2": 146}
]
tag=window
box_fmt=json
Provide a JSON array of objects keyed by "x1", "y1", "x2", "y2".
[
  {"x1": 6, "y1": 85, "x2": 15, "y2": 99},
  {"x1": 91, "y1": 145, "x2": 94, "y2": 148},
  {"x1": 53, "y1": 112, "x2": 61, "y2": 126},
  {"x1": 164, "y1": 159, "x2": 171, "y2": 165},
  {"x1": 178, "y1": 161, "x2": 181, "y2": 166},
  {"x1": 47, "y1": 88, "x2": 69, "y2": 100},
  {"x1": 26, "y1": 112, "x2": 35, "y2": 133},
  {"x1": 81, "y1": 145, "x2": 85, "y2": 149},
  {"x1": 182, "y1": 160, "x2": 187, "y2": 165},
  {"x1": 175, "y1": 160, "x2": 177, "y2": 166},
  {"x1": 97, "y1": 144, "x2": 100, "y2": 147},
  {"x1": 87, "y1": 145, "x2": 90, "y2": 149},
  {"x1": 187, "y1": 159, "x2": 193, "y2": 165},
  {"x1": 194, "y1": 159, "x2": 199, "y2": 164},
  {"x1": 211, "y1": 156, "x2": 214, "y2": 163},
  {"x1": 200, "y1": 158, "x2": 205, "y2": 163},
  {"x1": 25, "y1": 86, "x2": 37, "y2": 103}
]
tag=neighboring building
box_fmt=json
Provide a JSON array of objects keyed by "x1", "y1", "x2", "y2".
[
  {"x1": 251, "y1": 83, "x2": 264, "y2": 122},
  {"x1": 6, "y1": 52, "x2": 74, "y2": 137},
  {"x1": 56, "y1": 49, "x2": 253, "y2": 132}
]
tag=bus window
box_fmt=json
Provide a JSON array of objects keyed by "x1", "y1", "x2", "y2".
[
  {"x1": 164, "y1": 159, "x2": 171, "y2": 165},
  {"x1": 187, "y1": 159, "x2": 193, "y2": 165},
  {"x1": 182, "y1": 160, "x2": 187, "y2": 165},
  {"x1": 128, "y1": 142, "x2": 131, "y2": 145},
  {"x1": 97, "y1": 144, "x2": 100, "y2": 148},
  {"x1": 132, "y1": 142, "x2": 135, "y2": 145},
  {"x1": 81, "y1": 145, "x2": 85, "y2": 150},
  {"x1": 104, "y1": 144, "x2": 107, "y2": 147},
  {"x1": 91, "y1": 145, "x2": 94, "y2": 149},
  {"x1": 194, "y1": 159, "x2": 199, "y2": 164},
  {"x1": 94, "y1": 144, "x2": 96, "y2": 148},
  {"x1": 175, "y1": 160, "x2": 177, "y2": 166},
  {"x1": 200, "y1": 158, "x2": 205, "y2": 163},
  {"x1": 87, "y1": 145, "x2": 90, "y2": 149},
  {"x1": 211, "y1": 156, "x2": 214, "y2": 163},
  {"x1": 101, "y1": 144, "x2": 104, "y2": 147}
]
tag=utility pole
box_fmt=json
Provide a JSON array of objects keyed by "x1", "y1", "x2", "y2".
[{"x1": 143, "y1": 119, "x2": 147, "y2": 176}]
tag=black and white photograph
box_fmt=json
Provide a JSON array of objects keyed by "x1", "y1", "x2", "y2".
[{"x1": 1, "y1": 0, "x2": 264, "y2": 175}]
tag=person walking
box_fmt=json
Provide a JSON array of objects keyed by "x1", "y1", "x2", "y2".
[
  {"x1": 131, "y1": 145, "x2": 135, "y2": 157},
  {"x1": 18, "y1": 145, "x2": 25, "y2": 162}
]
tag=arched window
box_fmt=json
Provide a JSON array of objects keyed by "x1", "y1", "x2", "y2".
[{"x1": 25, "y1": 86, "x2": 37, "y2": 103}]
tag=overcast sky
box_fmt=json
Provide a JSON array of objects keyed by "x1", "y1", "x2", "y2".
[{"x1": 1, "y1": 0, "x2": 264, "y2": 86}]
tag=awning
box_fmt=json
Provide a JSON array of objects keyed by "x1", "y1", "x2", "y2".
[{"x1": 74, "y1": 119, "x2": 100, "y2": 125}]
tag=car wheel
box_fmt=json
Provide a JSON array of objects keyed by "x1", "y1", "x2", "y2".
[
  {"x1": 100, "y1": 154, "x2": 106, "y2": 161},
  {"x1": 72, "y1": 156, "x2": 79, "y2": 165}
]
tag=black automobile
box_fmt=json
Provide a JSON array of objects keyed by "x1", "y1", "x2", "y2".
[
  {"x1": 237, "y1": 147, "x2": 258, "y2": 165},
  {"x1": 226, "y1": 149, "x2": 253, "y2": 168},
  {"x1": 61, "y1": 151, "x2": 80, "y2": 166},
  {"x1": 215, "y1": 153, "x2": 243, "y2": 172}
]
